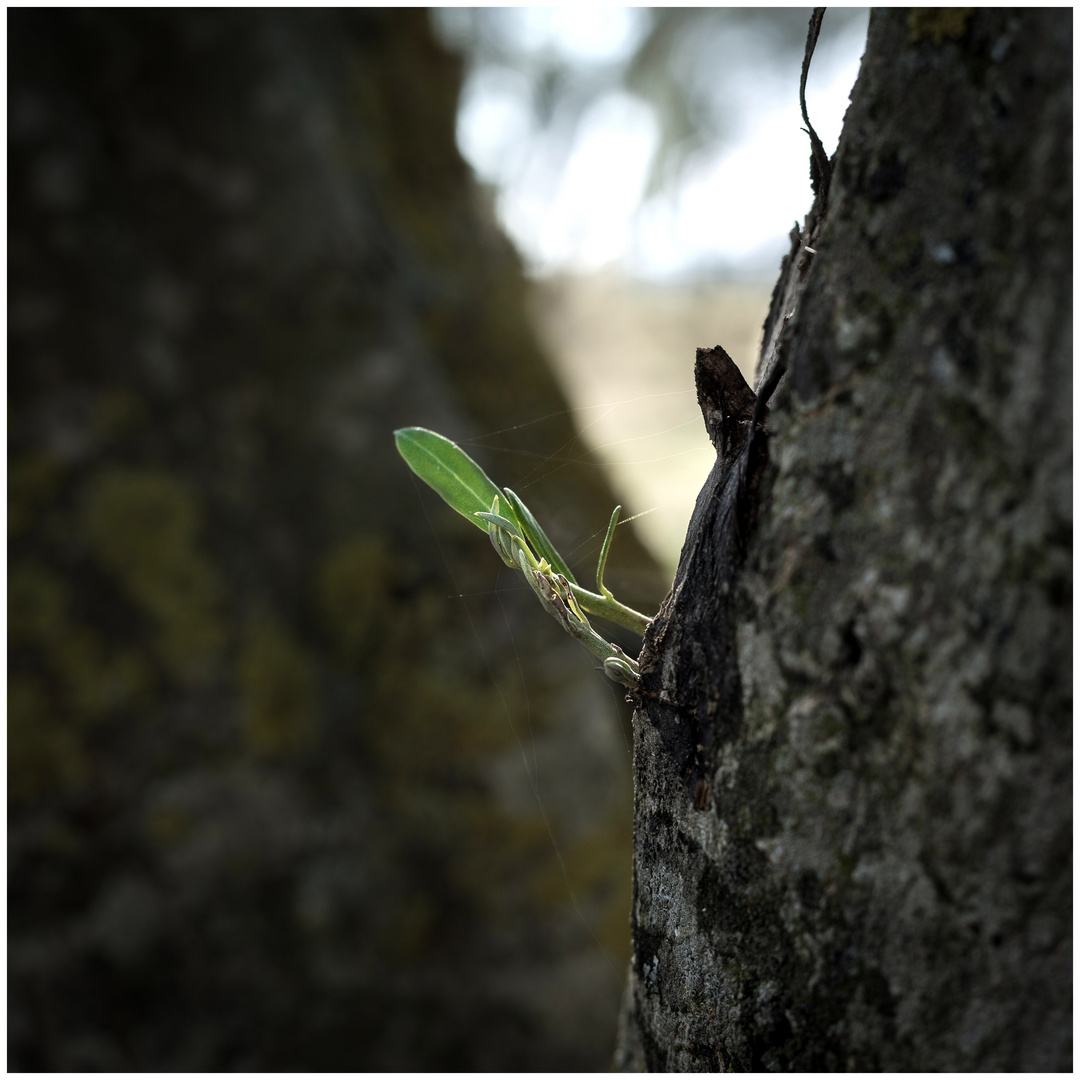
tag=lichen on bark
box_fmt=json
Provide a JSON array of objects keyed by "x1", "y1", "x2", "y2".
[
  {"x1": 617, "y1": 9, "x2": 1071, "y2": 1071},
  {"x1": 8, "y1": 10, "x2": 664, "y2": 1070}
]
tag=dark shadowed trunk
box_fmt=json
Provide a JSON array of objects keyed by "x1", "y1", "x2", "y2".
[
  {"x1": 616, "y1": 9, "x2": 1071, "y2": 1071},
  {"x1": 8, "y1": 10, "x2": 664, "y2": 1070}
]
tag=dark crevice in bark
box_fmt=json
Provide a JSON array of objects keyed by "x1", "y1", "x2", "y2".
[{"x1": 636, "y1": 345, "x2": 772, "y2": 792}]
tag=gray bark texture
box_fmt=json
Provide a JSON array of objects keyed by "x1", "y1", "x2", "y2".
[{"x1": 616, "y1": 9, "x2": 1071, "y2": 1071}]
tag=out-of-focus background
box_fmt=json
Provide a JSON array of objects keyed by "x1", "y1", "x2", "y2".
[
  {"x1": 440, "y1": 6, "x2": 868, "y2": 567},
  {"x1": 8, "y1": 8, "x2": 866, "y2": 1070}
]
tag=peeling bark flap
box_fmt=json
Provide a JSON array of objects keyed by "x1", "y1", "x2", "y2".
[
  {"x1": 695, "y1": 345, "x2": 755, "y2": 458},
  {"x1": 636, "y1": 345, "x2": 771, "y2": 788}
]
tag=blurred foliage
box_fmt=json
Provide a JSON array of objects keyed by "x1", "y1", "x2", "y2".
[
  {"x1": 434, "y1": 7, "x2": 868, "y2": 198},
  {"x1": 8, "y1": 9, "x2": 664, "y2": 1070}
]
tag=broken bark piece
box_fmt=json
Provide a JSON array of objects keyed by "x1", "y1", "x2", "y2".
[{"x1": 694, "y1": 345, "x2": 756, "y2": 459}]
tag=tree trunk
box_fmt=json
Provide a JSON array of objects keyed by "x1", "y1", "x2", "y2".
[
  {"x1": 8, "y1": 10, "x2": 663, "y2": 1070},
  {"x1": 616, "y1": 9, "x2": 1071, "y2": 1071}
]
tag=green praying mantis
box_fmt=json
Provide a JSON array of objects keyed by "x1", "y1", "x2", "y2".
[{"x1": 394, "y1": 427, "x2": 652, "y2": 689}]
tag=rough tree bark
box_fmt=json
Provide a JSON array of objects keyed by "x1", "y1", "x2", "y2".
[{"x1": 616, "y1": 9, "x2": 1071, "y2": 1071}]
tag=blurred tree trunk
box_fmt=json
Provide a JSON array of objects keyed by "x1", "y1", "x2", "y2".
[
  {"x1": 616, "y1": 9, "x2": 1070, "y2": 1071},
  {"x1": 8, "y1": 9, "x2": 664, "y2": 1071}
]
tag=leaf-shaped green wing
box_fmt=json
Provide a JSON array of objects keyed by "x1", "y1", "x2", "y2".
[
  {"x1": 394, "y1": 427, "x2": 519, "y2": 533},
  {"x1": 502, "y1": 487, "x2": 577, "y2": 585}
]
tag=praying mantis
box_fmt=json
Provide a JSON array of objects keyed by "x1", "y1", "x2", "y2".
[{"x1": 394, "y1": 427, "x2": 652, "y2": 689}]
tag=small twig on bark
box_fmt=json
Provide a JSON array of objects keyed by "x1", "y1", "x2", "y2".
[
  {"x1": 751, "y1": 9, "x2": 834, "y2": 413},
  {"x1": 801, "y1": 8, "x2": 833, "y2": 202}
]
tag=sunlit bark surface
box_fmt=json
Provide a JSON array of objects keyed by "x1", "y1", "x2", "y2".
[{"x1": 617, "y1": 10, "x2": 1071, "y2": 1070}]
